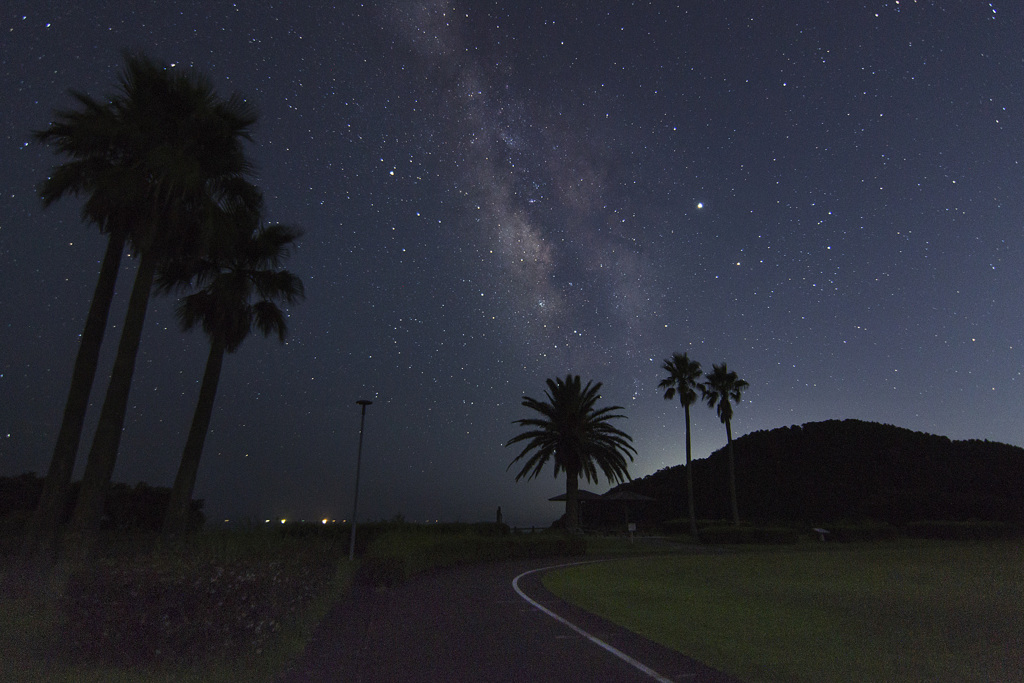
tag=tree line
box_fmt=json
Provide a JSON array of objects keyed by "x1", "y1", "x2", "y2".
[
  {"x1": 505, "y1": 361, "x2": 1024, "y2": 532},
  {"x1": 22, "y1": 53, "x2": 303, "y2": 563},
  {"x1": 506, "y1": 353, "x2": 749, "y2": 536},
  {"x1": 2, "y1": 473, "x2": 203, "y2": 538},
  {"x1": 504, "y1": 358, "x2": 1024, "y2": 534}
]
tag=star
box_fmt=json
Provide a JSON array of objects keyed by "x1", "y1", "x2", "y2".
[{"x1": 1, "y1": 1, "x2": 1021, "y2": 528}]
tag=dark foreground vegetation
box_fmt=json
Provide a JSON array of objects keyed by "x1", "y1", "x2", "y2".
[
  {"x1": 657, "y1": 518, "x2": 1024, "y2": 545},
  {"x1": 58, "y1": 532, "x2": 336, "y2": 666},
  {"x1": 2, "y1": 513, "x2": 1020, "y2": 680},
  {"x1": 0, "y1": 521, "x2": 587, "y2": 681}
]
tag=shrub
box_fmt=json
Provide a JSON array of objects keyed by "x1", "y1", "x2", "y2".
[
  {"x1": 904, "y1": 520, "x2": 1022, "y2": 540},
  {"x1": 470, "y1": 522, "x2": 511, "y2": 537},
  {"x1": 356, "y1": 528, "x2": 587, "y2": 587},
  {"x1": 826, "y1": 522, "x2": 901, "y2": 542},
  {"x1": 698, "y1": 525, "x2": 799, "y2": 544},
  {"x1": 661, "y1": 518, "x2": 693, "y2": 535},
  {"x1": 58, "y1": 534, "x2": 338, "y2": 666}
]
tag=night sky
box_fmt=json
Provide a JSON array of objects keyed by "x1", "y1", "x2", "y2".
[{"x1": 2, "y1": 2, "x2": 1022, "y2": 528}]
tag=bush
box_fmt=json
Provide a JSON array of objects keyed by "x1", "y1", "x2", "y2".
[
  {"x1": 59, "y1": 544, "x2": 337, "y2": 666},
  {"x1": 904, "y1": 520, "x2": 1023, "y2": 540},
  {"x1": 698, "y1": 525, "x2": 799, "y2": 544},
  {"x1": 355, "y1": 528, "x2": 586, "y2": 587},
  {"x1": 661, "y1": 518, "x2": 695, "y2": 535},
  {"x1": 470, "y1": 522, "x2": 511, "y2": 537},
  {"x1": 826, "y1": 522, "x2": 901, "y2": 542}
]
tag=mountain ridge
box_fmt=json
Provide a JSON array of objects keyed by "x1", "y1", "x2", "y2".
[{"x1": 613, "y1": 418, "x2": 1024, "y2": 525}]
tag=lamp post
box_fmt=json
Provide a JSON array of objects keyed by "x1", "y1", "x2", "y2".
[{"x1": 348, "y1": 400, "x2": 372, "y2": 561}]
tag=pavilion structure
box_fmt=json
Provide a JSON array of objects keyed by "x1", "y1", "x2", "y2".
[{"x1": 548, "y1": 489, "x2": 656, "y2": 530}]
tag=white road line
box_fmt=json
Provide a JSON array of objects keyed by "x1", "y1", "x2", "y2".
[{"x1": 512, "y1": 561, "x2": 676, "y2": 683}]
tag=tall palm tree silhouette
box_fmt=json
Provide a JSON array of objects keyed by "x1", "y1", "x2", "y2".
[
  {"x1": 506, "y1": 375, "x2": 635, "y2": 531},
  {"x1": 701, "y1": 363, "x2": 749, "y2": 525},
  {"x1": 27, "y1": 82, "x2": 134, "y2": 558},
  {"x1": 659, "y1": 352, "x2": 703, "y2": 539},
  {"x1": 158, "y1": 221, "x2": 304, "y2": 536},
  {"x1": 55, "y1": 54, "x2": 262, "y2": 549}
]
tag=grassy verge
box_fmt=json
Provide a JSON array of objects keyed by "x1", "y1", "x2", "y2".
[
  {"x1": 543, "y1": 540, "x2": 1024, "y2": 683},
  {"x1": 356, "y1": 526, "x2": 588, "y2": 585}
]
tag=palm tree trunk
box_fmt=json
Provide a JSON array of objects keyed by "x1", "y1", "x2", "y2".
[
  {"x1": 23, "y1": 232, "x2": 125, "y2": 561},
  {"x1": 67, "y1": 251, "x2": 158, "y2": 548},
  {"x1": 684, "y1": 404, "x2": 699, "y2": 540},
  {"x1": 162, "y1": 339, "x2": 224, "y2": 537},
  {"x1": 726, "y1": 420, "x2": 739, "y2": 525},
  {"x1": 565, "y1": 470, "x2": 580, "y2": 532}
]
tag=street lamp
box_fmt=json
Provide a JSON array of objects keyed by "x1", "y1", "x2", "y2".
[{"x1": 349, "y1": 400, "x2": 372, "y2": 561}]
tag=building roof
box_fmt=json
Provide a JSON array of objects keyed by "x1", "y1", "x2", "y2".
[
  {"x1": 547, "y1": 489, "x2": 603, "y2": 502},
  {"x1": 547, "y1": 489, "x2": 655, "y2": 503}
]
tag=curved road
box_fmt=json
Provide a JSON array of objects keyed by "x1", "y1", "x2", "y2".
[{"x1": 279, "y1": 558, "x2": 741, "y2": 682}]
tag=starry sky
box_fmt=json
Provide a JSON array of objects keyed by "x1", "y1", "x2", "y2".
[{"x1": 1, "y1": 1, "x2": 1021, "y2": 528}]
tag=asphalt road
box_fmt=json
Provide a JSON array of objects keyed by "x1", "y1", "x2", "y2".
[{"x1": 278, "y1": 558, "x2": 742, "y2": 682}]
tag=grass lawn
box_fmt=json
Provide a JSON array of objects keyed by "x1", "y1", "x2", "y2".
[{"x1": 543, "y1": 540, "x2": 1024, "y2": 683}]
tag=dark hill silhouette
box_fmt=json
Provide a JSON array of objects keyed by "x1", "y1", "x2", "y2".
[{"x1": 612, "y1": 419, "x2": 1024, "y2": 525}]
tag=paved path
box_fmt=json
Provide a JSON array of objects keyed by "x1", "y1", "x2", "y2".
[{"x1": 279, "y1": 558, "x2": 742, "y2": 682}]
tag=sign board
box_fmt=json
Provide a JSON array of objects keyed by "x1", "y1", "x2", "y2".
[{"x1": 627, "y1": 523, "x2": 636, "y2": 532}]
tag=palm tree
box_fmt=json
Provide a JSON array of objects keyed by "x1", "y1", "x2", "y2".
[
  {"x1": 24, "y1": 92, "x2": 134, "y2": 559},
  {"x1": 701, "y1": 363, "x2": 749, "y2": 525},
  {"x1": 659, "y1": 352, "x2": 703, "y2": 540},
  {"x1": 506, "y1": 375, "x2": 636, "y2": 532},
  {"x1": 63, "y1": 54, "x2": 261, "y2": 546},
  {"x1": 23, "y1": 55, "x2": 235, "y2": 558},
  {"x1": 159, "y1": 222, "x2": 304, "y2": 537}
]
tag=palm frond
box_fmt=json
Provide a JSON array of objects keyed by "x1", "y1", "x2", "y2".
[
  {"x1": 659, "y1": 352, "x2": 702, "y2": 408},
  {"x1": 505, "y1": 374, "x2": 635, "y2": 486},
  {"x1": 701, "y1": 362, "x2": 748, "y2": 424},
  {"x1": 170, "y1": 212, "x2": 303, "y2": 354}
]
